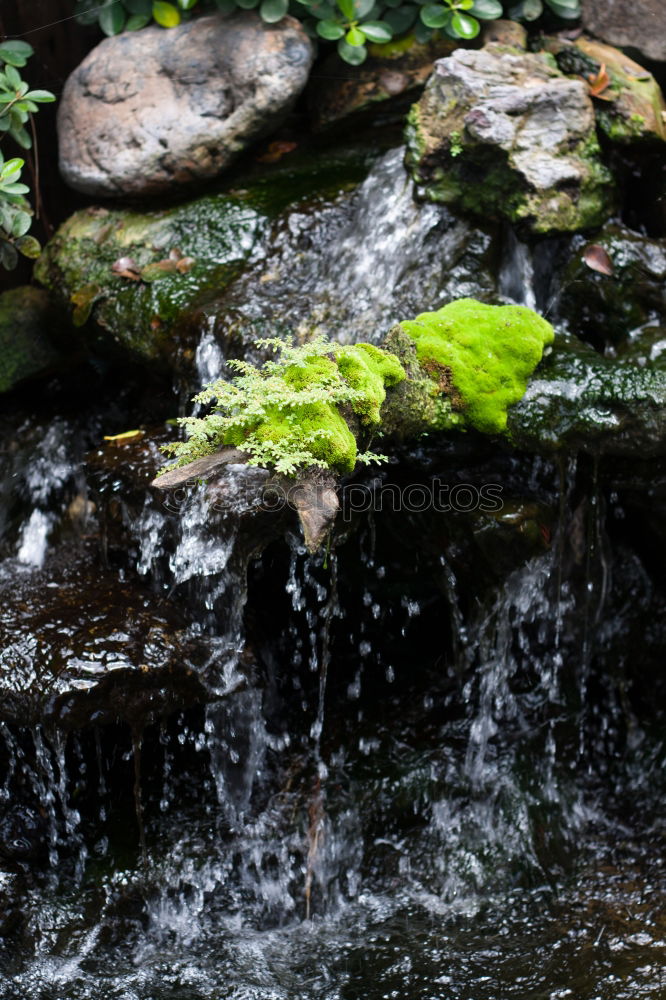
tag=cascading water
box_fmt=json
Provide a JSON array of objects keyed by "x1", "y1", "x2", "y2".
[{"x1": 0, "y1": 151, "x2": 664, "y2": 1000}]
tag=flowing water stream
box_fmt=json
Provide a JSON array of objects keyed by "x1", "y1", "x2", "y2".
[{"x1": 0, "y1": 152, "x2": 664, "y2": 999}]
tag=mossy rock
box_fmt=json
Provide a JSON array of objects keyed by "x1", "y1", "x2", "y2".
[
  {"x1": 557, "y1": 224, "x2": 666, "y2": 350},
  {"x1": 508, "y1": 333, "x2": 666, "y2": 456},
  {"x1": 0, "y1": 287, "x2": 65, "y2": 394},
  {"x1": 547, "y1": 37, "x2": 666, "y2": 146},
  {"x1": 34, "y1": 195, "x2": 268, "y2": 367},
  {"x1": 399, "y1": 298, "x2": 555, "y2": 434},
  {"x1": 405, "y1": 45, "x2": 615, "y2": 234}
]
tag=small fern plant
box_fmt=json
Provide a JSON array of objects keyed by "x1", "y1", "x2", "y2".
[{"x1": 161, "y1": 337, "x2": 405, "y2": 477}]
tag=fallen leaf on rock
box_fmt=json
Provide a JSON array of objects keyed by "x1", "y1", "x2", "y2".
[
  {"x1": 584, "y1": 63, "x2": 614, "y2": 101},
  {"x1": 256, "y1": 140, "x2": 298, "y2": 164},
  {"x1": 176, "y1": 256, "x2": 195, "y2": 274},
  {"x1": 141, "y1": 259, "x2": 179, "y2": 282},
  {"x1": 71, "y1": 284, "x2": 102, "y2": 326},
  {"x1": 103, "y1": 430, "x2": 145, "y2": 445},
  {"x1": 583, "y1": 244, "x2": 614, "y2": 276},
  {"x1": 111, "y1": 256, "x2": 141, "y2": 280}
]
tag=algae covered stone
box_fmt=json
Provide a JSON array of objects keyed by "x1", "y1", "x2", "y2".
[
  {"x1": 508, "y1": 332, "x2": 666, "y2": 456},
  {"x1": 548, "y1": 37, "x2": 666, "y2": 146},
  {"x1": 35, "y1": 195, "x2": 267, "y2": 367},
  {"x1": 400, "y1": 298, "x2": 554, "y2": 434},
  {"x1": 405, "y1": 45, "x2": 615, "y2": 234},
  {"x1": 0, "y1": 287, "x2": 64, "y2": 394}
]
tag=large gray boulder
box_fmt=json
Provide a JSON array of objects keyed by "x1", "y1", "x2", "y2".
[
  {"x1": 582, "y1": 0, "x2": 666, "y2": 65},
  {"x1": 405, "y1": 44, "x2": 615, "y2": 234},
  {"x1": 58, "y1": 12, "x2": 314, "y2": 197}
]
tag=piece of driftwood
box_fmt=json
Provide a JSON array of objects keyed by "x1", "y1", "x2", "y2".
[{"x1": 149, "y1": 448, "x2": 247, "y2": 489}]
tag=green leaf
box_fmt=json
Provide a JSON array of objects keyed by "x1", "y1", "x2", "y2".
[
  {"x1": 0, "y1": 157, "x2": 24, "y2": 180},
  {"x1": 0, "y1": 240, "x2": 18, "y2": 271},
  {"x1": 309, "y1": 1, "x2": 337, "y2": 19},
  {"x1": 126, "y1": 13, "x2": 153, "y2": 28},
  {"x1": 546, "y1": 0, "x2": 580, "y2": 7},
  {"x1": 235, "y1": 0, "x2": 260, "y2": 8},
  {"x1": 23, "y1": 90, "x2": 56, "y2": 103},
  {"x1": 11, "y1": 211, "x2": 32, "y2": 238},
  {"x1": 509, "y1": 0, "x2": 542, "y2": 19},
  {"x1": 345, "y1": 25, "x2": 366, "y2": 44},
  {"x1": 420, "y1": 4, "x2": 451, "y2": 28},
  {"x1": 74, "y1": 1, "x2": 103, "y2": 26},
  {"x1": 15, "y1": 235, "x2": 41, "y2": 260},
  {"x1": 8, "y1": 127, "x2": 31, "y2": 149},
  {"x1": 413, "y1": 20, "x2": 434, "y2": 42},
  {"x1": 316, "y1": 19, "x2": 346, "y2": 38},
  {"x1": 450, "y1": 10, "x2": 479, "y2": 36},
  {"x1": 359, "y1": 19, "x2": 392, "y2": 41},
  {"x1": 336, "y1": 0, "x2": 355, "y2": 20},
  {"x1": 470, "y1": 0, "x2": 502, "y2": 18},
  {"x1": 337, "y1": 38, "x2": 368, "y2": 63},
  {"x1": 178, "y1": 0, "x2": 199, "y2": 8},
  {"x1": 0, "y1": 182, "x2": 30, "y2": 195},
  {"x1": 125, "y1": 0, "x2": 153, "y2": 12},
  {"x1": 152, "y1": 1, "x2": 182, "y2": 25},
  {"x1": 384, "y1": 6, "x2": 418, "y2": 33},
  {"x1": 545, "y1": 0, "x2": 581, "y2": 17},
  {"x1": 0, "y1": 40, "x2": 34, "y2": 68},
  {"x1": 260, "y1": 0, "x2": 289, "y2": 21},
  {"x1": 353, "y1": 0, "x2": 375, "y2": 17},
  {"x1": 456, "y1": 0, "x2": 475, "y2": 9},
  {"x1": 99, "y1": 1, "x2": 127, "y2": 34},
  {"x1": 4, "y1": 65, "x2": 22, "y2": 90}
]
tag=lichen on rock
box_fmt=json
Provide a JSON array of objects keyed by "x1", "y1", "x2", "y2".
[
  {"x1": 399, "y1": 298, "x2": 555, "y2": 434},
  {"x1": 405, "y1": 44, "x2": 615, "y2": 234},
  {"x1": 547, "y1": 36, "x2": 666, "y2": 146}
]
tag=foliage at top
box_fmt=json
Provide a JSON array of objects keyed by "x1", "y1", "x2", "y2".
[
  {"x1": 161, "y1": 337, "x2": 406, "y2": 476},
  {"x1": 400, "y1": 298, "x2": 554, "y2": 434},
  {"x1": 0, "y1": 40, "x2": 55, "y2": 270},
  {"x1": 76, "y1": 0, "x2": 580, "y2": 64}
]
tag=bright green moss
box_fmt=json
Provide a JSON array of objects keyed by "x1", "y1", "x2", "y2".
[
  {"x1": 163, "y1": 337, "x2": 406, "y2": 477},
  {"x1": 336, "y1": 343, "x2": 406, "y2": 425},
  {"x1": 227, "y1": 400, "x2": 359, "y2": 475},
  {"x1": 400, "y1": 298, "x2": 554, "y2": 434}
]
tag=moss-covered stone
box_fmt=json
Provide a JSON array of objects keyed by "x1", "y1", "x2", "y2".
[
  {"x1": 34, "y1": 195, "x2": 267, "y2": 366},
  {"x1": 508, "y1": 332, "x2": 666, "y2": 456},
  {"x1": 405, "y1": 45, "x2": 615, "y2": 234},
  {"x1": 0, "y1": 287, "x2": 65, "y2": 394},
  {"x1": 547, "y1": 37, "x2": 666, "y2": 146},
  {"x1": 399, "y1": 299, "x2": 554, "y2": 434},
  {"x1": 239, "y1": 345, "x2": 405, "y2": 474}
]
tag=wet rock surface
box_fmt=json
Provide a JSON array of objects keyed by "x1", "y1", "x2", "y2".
[
  {"x1": 405, "y1": 44, "x2": 615, "y2": 233},
  {"x1": 0, "y1": 542, "x2": 208, "y2": 729},
  {"x1": 309, "y1": 38, "x2": 455, "y2": 130},
  {"x1": 509, "y1": 333, "x2": 666, "y2": 455},
  {"x1": 557, "y1": 223, "x2": 666, "y2": 349},
  {"x1": 34, "y1": 195, "x2": 267, "y2": 367},
  {"x1": 58, "y1": 13, "x2": 315, "y2": 197},
  {"x1": 201, "y1": 148, "x2": 501, "y2": 351}
]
